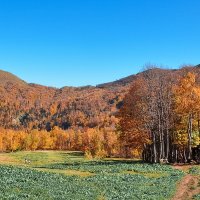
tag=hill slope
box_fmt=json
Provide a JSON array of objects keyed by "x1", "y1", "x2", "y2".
[
  {"x1": 0, "y1": 69, "x2": 133, "y2": 130},
  {"x1": 0, "y1": 70, "x2": 27, "y2": 86},
  {"x1": 0, "y1": 65, "x2": 199, "y2": 130}
]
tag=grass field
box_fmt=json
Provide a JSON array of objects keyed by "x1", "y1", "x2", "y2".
[{"x1": 0, "y1": 151, "x2": 188, "y2": 200}]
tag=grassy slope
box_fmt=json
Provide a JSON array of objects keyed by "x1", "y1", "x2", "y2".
[{"x1": 0, "y1": 151, "x2": 185, "y2": 200}]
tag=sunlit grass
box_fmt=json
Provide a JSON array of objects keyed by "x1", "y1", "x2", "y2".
[
  {"x1": 0, "y1": 150, "x2": 84, "y2": 168},
  {"x1": 35, "y1": 168, "x2": 94, "y2": 177},
  {"x1": 123, "y1": 170, "x2": 168, "y2": 178}
]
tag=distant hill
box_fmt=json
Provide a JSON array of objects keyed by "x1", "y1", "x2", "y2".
[
  {"x1": 0, "y1": 70, "x2": 27, "y2": 86},
  {"x1": 0, "y1": 68, "x2": 133, "y2": 130},
  {"x1": 0, "y1": 65, "x2": 199, "y2": 130}
]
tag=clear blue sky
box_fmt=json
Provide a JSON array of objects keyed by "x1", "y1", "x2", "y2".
[{"x1": 0, "y1": 0, "x2": 199, "y2": 87}]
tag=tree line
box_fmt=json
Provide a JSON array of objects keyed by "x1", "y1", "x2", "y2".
[
  {"x1": 118, "y1": 67, "x2": 200, "y2": 163},
  {"x1": 0, "y1": 126, "x2": 119, "y2": 159}
]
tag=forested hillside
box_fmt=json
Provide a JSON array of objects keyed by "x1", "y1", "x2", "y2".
[
  {"x1": 0, "y1": 66, "x2": 200, "y2": 162},
  {"x1": 0, "y1": 67, "x2": 200, "y2": 130},
  {"x1": 0, "y1": 69, "x2": 130, "y2": 131},
  {"x1": 0, "y1": 66, "x2": 200, "y2": 132}
]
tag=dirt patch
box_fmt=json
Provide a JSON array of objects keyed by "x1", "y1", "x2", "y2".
[
  {"x1": 172, "y1": 164, "x2": 198, "y2": 172},
  {"x1": 172, "y1": 170, "x2": 200, "y2": 200}
]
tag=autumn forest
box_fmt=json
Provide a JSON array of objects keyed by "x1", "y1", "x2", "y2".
[{"x1": 0, "y1": 66, "x2": 200, "y2": 163}]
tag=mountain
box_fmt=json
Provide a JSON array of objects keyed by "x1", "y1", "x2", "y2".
[
  {"x1": 0, "y1": 65, "x2": 199, "y2": 130},
  {"x1": 0, "y1": 69, "x2": 133, "y2": 130}
]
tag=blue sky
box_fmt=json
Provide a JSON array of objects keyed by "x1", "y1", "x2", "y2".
[{"x1": 0, "y1": 0, "x2": 199, "y2": 87}]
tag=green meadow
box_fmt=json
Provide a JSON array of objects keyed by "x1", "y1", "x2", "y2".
[{"x1": 0, "y1": 151, "x2": 186, "y2": 200}]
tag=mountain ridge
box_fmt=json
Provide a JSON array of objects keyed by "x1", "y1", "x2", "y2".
[
  {"x1": 0, "y1": 69, "x2": 136, "y2": 89},
  {"x1": 0, "y1": 65, "x2": 199, "y2": 131}
]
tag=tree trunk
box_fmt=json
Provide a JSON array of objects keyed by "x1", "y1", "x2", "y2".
[
  {"x1": 153, "y1": 132, "x2": 157, "y2": 163},
  {"x1": 183, "y1": 148, "x2": 187, "y2": 163},
  {"x1": 188, "y1": 114, "x2": 192, "y2": 161},
  {"x1": 166, "y1": 127, "x2": 169, "y2": 160},
  {"x1": 175, "y1": 148, "x2": 178, "y2": 163}
]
